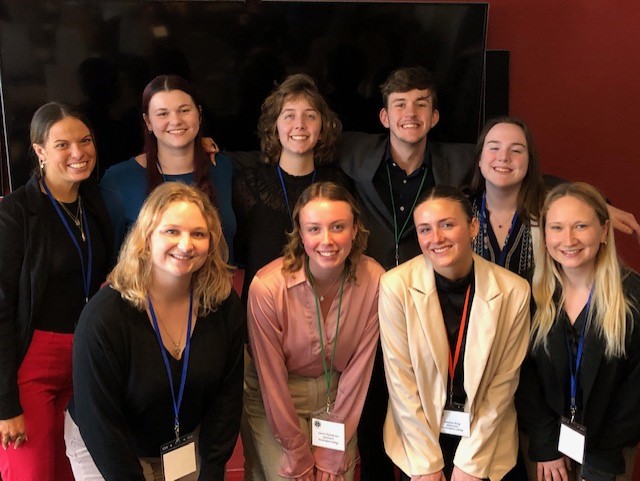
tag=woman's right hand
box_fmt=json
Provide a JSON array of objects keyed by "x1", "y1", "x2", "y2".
[
  {"x1": 411, "y1": 470, "x2": 446, "y2": 481},
  {"x1": 0, "y1": 414, "x2": 27, "y2": 450},
  {"x1": 537, "y1": 457, "x2": 571, "y2": 481},
  {"x1": 293, "y1": 470, "x2": 315, "y2": 481}
]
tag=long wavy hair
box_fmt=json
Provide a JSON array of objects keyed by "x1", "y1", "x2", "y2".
[
  {"x1": 141, "y1": 74, "x2": 216, "y2": 206},
  {"x1": 532, "y1": 182, "x2": 633, "y2": 358},
  {"x1": 257, "y1": 73, "x2": 342, "y2": 165},
  {"x1": 468, "y1": 116, "x2": 546, "y2": 224},
  {"x1": 109, "y1": 182, "x2": 233, "y2": 314},
  {"x1": 282, "y1": 182, "x2": 368, "y2": 281}
]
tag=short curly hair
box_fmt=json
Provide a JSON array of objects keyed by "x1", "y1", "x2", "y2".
[{"x1": 257, "y1": 73, "x2": 342, "y2": 165}]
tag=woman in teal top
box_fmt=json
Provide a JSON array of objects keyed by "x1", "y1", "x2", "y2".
[{"x1": 100, "y1": 74, "x2": 236, "y2": 262}]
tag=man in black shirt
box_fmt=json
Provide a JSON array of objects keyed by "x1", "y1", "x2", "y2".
[{"x1": 339, "y1": 67, "x2": 476, "y2": 481}]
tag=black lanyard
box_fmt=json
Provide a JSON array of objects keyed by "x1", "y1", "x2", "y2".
[
  {"x1": 42, "y1": 179, "x2": 92, "y2": 303},
  {"x1": 148, "y1": 292, "x2": 194, "y2": 440}
]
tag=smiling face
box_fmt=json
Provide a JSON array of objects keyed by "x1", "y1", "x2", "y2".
[
  {"x1": 276, "y1": 95, "x2": 322, "y2": 161},
  {"x1": 299, "y1": 198, "x2": 357, "y2": 280},
  {"x1": 32, "y1": 116, "x2": 96, "y2": 190},
  {"x1": 544, "y1": 195, "x2": 608, "y2": 279},
  {"x1": 414, "y1": 198, "x2": 478, "y2": 280},
  {"x1": 479, "y1": 122, "x2": 529, "y2": 192},
  {"x1": 149, "y1": 200, "x2": 210, "y2": 285},
  {"x1": 144, "y1": 89, "x2": 201, "y2": 152},
  {"x1": 379, "y1": 88, "x2": 439, "y2": 149}
]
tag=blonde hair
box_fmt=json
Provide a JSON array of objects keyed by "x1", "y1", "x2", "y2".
[
  {"x1": 282, "y1": 182, "x2": 368, "y2": 281},
  {"x1": 532, "y1": 182, "x2": 631, "y2": 358},
  {"x1": 108, "y1": 182, "x2": 234, "y2": 314}
]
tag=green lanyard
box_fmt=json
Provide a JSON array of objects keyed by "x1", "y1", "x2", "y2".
[
  {"x1": 386, "y1": 162, "x2": 428, "y2": 266},
  {"x1": 306, "y1": 259, "x2": 346, "y2": 414}
]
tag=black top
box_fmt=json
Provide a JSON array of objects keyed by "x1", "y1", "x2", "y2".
[
  {"x1": 470, "y1": 194, "x2": 534, "y2": 280},
  {"x1": 37, "y1": 195, "x2": 107, "y2": 333},
  {"x1": 517, "y1": 270, "x2": 640, "y2": 481},
  {"x1": 68, "y1": 286, "x2": 245, "y2": 481},
  {"x1": 0, "y1": 175, "x2": 113, "y2": 419},
  {"x1": 434, "y1": 266, "x2": 475, "y2": 406},
  {"x1": 372, "y1": 141, "x2": 435, "y2": 235},
  {"x1": 232, "y1": 162, "x2": 351, "y2": 303},
  {"x1": 338, "y1": 132, "x2": 476, "y2": 270}
]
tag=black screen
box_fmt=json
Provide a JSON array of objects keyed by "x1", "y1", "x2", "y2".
[{"x1": 0, "y1": 1, "x2": 487, "y2": 189}]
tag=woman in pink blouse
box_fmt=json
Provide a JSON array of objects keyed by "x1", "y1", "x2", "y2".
[{"x1": 244, "y1": 181, "x2": 384, "y2": 481}]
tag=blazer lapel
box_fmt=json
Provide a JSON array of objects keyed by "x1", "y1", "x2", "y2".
[
  {"x1": 409, "y1": 265, "x2": 449, "y2": 395},
  {"x1": 580, "y1": 322, "x2": 604, "y2": 409},
  {"x1": 548, "y1": 319, "x2": 569, "y2": 414},
  {"x1": 463, "y1": 257, "x2": 501, "y2": 405}
]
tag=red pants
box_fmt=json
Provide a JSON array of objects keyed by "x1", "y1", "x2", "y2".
[{"x1": 0, "y1": 330, "x2": 74, "y2": 481}]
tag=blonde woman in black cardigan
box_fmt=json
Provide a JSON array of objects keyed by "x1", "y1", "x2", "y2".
[{"x1": 517, "y1": 182, "x2": 640, "y2": 481}]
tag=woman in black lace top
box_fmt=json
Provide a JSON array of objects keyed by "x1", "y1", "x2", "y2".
[{"x1": 233, "y1": 74, "x2": 349, "y2": 303}]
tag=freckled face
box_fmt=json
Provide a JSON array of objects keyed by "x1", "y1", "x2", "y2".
[
  {"x1": 276, "y1": 96, "x2": 322, "y2": 159},
  {"x1": 414, "y1": 198, "x2": 478, "y2": 280},
  {"x1": 299, "y1": 199, "x2": 357, "y2": 279}
]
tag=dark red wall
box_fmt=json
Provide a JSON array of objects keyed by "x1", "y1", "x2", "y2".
[{"x1": 451, "y1": 0, "x2": 640, "y2": 269}]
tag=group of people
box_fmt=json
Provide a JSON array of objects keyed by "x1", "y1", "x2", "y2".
[{"x1": 0, "y1": 65, "x2": 638, "y2": 481}]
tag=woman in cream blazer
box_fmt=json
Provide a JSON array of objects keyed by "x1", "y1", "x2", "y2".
[{"x1": 379, "y1": 185, "x2": 531, "y2": 481}]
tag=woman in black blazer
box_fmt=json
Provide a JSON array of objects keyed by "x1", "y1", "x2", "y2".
[
  {"x1": 517, "y1": 182, "x2": 640, "y2": 481},
  {"x1": 0, "y1": 103, "x2": 112, "y2": 481}
]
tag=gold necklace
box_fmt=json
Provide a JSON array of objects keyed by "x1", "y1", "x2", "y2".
[
  {"x1": 317, "y1": 271, "x2": 344, "y2": 302},
  {"x1": 157, "y1": 316, "x2": 187, "y2": 358},
  {"x1": 58, "y1": 196, "x2": 86, "y2": 242}
]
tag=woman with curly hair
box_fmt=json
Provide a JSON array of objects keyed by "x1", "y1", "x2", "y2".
[
  {"x1": 233, "y1": 73, "x2": 349, "y2": 303},
  {"x1": 65, "y1": 182, "x2": 244, "y2": 480},
  {"x1": 243, "y1": 181, "x2": 383, "y2": 481}
]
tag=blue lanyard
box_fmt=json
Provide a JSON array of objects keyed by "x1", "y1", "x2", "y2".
[
  {"x1": 276, "y1": 165, "x2": 317, "y2": 225},
  {"x1": 148, "y1": 292, "x2": 193, "y2": 440},
  {"x1": 564, "y1": 288, "x2": 593, "y2": 422},
  {"x1": 480, "y1": 192, "x2": 518, "y2": 268},
  {"x1": 42, "y1": 179, "x2": 93, "y2": 303}
]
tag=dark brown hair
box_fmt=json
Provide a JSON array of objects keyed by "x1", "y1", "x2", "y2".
[
  {"x1": 468, "y1": 116, "x2": 546, "y2": 224},
  {"x1": 380, "y1": 67, "x2": 438, "y2": 110},
  {"x1": 141, "y1": 74, "x2": 215, "y2": 205}
]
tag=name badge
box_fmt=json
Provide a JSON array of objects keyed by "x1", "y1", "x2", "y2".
[
  {"x1": 558, "y1": 417, "x2": 586, "y2": 464},
  {"x1": 441, "y1": 407, "x2": 471, "y2": 437},
  {"x1": 312, "y1": 417, "x2": 345, "y2": 451},
  {"x1": 161, "y1": 433, "x2": 197, "y2": 481}
]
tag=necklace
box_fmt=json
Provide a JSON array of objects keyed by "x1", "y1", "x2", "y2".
[
  {"x1": 157, "y1": 315, "x2": 187, "y2": 358},
  {"x1": 316, "y1": 271, "x2": 345, "y2": 302},
  {"x1": 58, "y1": 196, "x2": 86, "y2": 242}
]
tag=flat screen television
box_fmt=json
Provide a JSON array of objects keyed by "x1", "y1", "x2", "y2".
[{"x1": 0, "y1": 1, "x2": 488, "y2": 190}]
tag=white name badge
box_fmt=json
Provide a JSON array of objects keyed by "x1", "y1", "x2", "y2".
[
  {"x1": 440, "y1": 409, "x2": 471, "y2": 437},
  {"x1": 312, "y1": 417, "x2": 345, "y2": 451},
  {"x1": 558, "y1": 417, "x2": 586, "y2": 464},
  {"x1": 161, "y1": 433, "x2": 197, "y2": 481}
]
